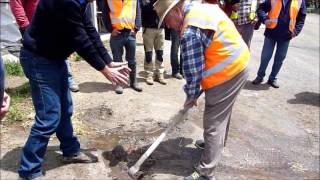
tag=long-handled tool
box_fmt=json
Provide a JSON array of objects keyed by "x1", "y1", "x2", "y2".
[{"x1": 128, "y1": 90, "x2": 203, "y2": 179}]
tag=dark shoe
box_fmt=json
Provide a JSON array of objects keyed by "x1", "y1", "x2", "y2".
[
  {"x1": 69, "y1": 83, "x2": 79, "y2": 92},
  {"x1": 195, "y1": 140, "x2": 205, "y2": 150},
  {"x1": 252, "y1": 77, "x2": 263, "y2": 85},
  {"x1": 129, "y1": 64, "x2": 143, "y2": 92},
  {"x1": 115, "y1": 86, "x2": 123, "y2": 94},
  {"x1": 184, "y1": 171, "x2": 212, "y2": 180},
  {"x1": 18, "y1": 174, "x2": 44, "y2": 180},
  {"x1": 172, "y1": 73, "x2": 183, "y2": 80},
  {"x1": 62, "y1": 152, "x2": 94, "y2": 164},
  {"x1": 267, "y1": 80, "x2": 280, "y2": 88}
]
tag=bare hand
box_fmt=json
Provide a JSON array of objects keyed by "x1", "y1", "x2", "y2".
[
  {"x1": 291, "y1": 31, "x2": 297, "y2": 38},
  {"x1": 264, "y1": 19, "x2": 271, "y2": 26},
  {"x1": 184, "y1": 98, "x2": 198, "y2": 108},
  {"x1": 111, "y1": 29, "x2": 121, "y2": 37},
  {"x1": 100, "y1": 63, "x2": 130, "y2": 86},
  {"x1": 0, "y1": 92, "x2": 11, "y2": 120}
]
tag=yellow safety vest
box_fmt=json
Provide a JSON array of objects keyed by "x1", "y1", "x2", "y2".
[
  {"x1": 182, "y1": 3, "x2": 250, "y2": 89},
  {"x1": 267, "y1": 0, "x2": 302, "y2": 33},
  {"x1": 106, "y1": 0, "x2": 137, "y2": 30},
  {"x1": 230, "y1": 0, "x2": 258, "y2": 21}
]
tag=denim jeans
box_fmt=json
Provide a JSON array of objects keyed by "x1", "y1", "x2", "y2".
[
  {"x1": 18, "y1": 48, "x2": 80, "y2": 179},
  {"x1": 0, "y1": 57, "x2": 4, "y2": 104},
  {"x1": 109, "y1": 32, "x2": 136, "y2": 65},
  {"x1": 66, "y1": 59, "x2": 75, "y2": 86},
  {"x1": 170, "y1": 29, "x2": 183, "y2": 75},
  {"x1": 257, "y1": 37, "x2": 290, "y2": 81}
]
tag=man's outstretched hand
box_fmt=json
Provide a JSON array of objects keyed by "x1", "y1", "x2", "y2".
[
  {"x1": 100, "y1": 62, "x2": 131, "y2": 86},
  {"x1": 0, "y1": 92, "x2": 10, "y2": 120}
]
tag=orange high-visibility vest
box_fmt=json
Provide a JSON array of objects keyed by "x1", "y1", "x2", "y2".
[
  {"x1": 182, "y1": 3, "x2": 250, "y2": 90},
  {"x1": 106, "y1": 0, "x2": 137, "y2": 30},
  {"x1": 267, "y1": 0, "x2": 302, "y2": 33}
]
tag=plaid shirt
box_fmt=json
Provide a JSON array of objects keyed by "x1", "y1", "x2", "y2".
[
  {"x1": 181, "y1": 26, "x2": 214, "y2": 99},
  {"x1": 233, "y1": 0, "x2": 258, "y2": 25}
]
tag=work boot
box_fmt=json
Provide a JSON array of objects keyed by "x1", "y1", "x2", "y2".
[
  {"x1": 62, "y1": 152, "x2": 94, "y2": 164},
  {"x1": 184, "y1": 171, "x2": 212, "y2": 180},
  {"x1": 146, "y1": 73, "x2": 154, "y2": 85},
  {"x1": 252, "y1": 77, "x2": 263, "y2": 85},
  {"x1": 115, "y1": 86, "x2": 123, "y2": 94},
  {"x1": 172, "y1": 73, "x2": 183, "y2": 80},
  {"x1": 195, "y1": 140, "x2": 205, "y2": 150},
  {"x1": 267, "y1": 80, "x2": 280, "y2": 88},
  {"x1": 129, "y1": 64, "x2": 142, "y2": 92},
  {"x1": 155, "y1": 73, "x2": 167, "y2": 85}
]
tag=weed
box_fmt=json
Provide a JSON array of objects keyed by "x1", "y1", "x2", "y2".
[{"x1": 4, "y1": 62, "x2": 24, "y2": 76}]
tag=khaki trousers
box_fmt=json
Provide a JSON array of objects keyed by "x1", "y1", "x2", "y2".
[{"x1": 142, "y1": 28, "x2": 164, "y2": 75}]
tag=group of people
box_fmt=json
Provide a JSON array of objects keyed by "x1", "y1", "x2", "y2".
[{"x1": 0, "y1": 0, "x2": 306, "y2": 179}]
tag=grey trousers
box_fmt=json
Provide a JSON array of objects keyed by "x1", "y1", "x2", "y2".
[
  {"x1": 196, "y1": 68, "x2": 249, "y2": 177},
  {"x1": 235, "y1": 23, "x2": 255, "y2": 48}
]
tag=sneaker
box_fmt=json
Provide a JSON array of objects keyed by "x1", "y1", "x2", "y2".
[
  {"x1": 195, "y1": 140, "x2": 205, "y2": 150},
  {"x1": 252, "y1": 77, "x2": 263, "y2": 85},
  {"x1": 184, "y1": 171, "x2": 211, "y2": 180},
  {"x1": 62, "y1": 152, "x2": 94, "y2": 164},
  {"x1": 172, "y1": 73, "x2": 183, "y2": 80},
  {"x1": 267, "y1": 80, "x2": 280, "y2": 88},
  {"x1": 69, "y1": 83, "x2": 80, "y2": 92},
  {"x1": 115, "y1": 86, "x2": 123, "y2": 94}
]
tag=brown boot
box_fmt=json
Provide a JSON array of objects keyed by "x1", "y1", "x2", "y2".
[{"x1": 155, "y1": 73, "x2": 167, "y2": 85}]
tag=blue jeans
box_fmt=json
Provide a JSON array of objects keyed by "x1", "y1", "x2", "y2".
[
  {"x1": 170, "y1": 29, "x2": 183, "y2": 75},
  {"x1": 18, "y1": 48, "x2": 80, "y2": 179},
  {"x1": 66, "y1": 59, "x2": 75, "y2": 86},
  {"x1": 257, "y1": 37, "x2": 290, "y2": 81},
  {"x1": 109, "y1": 32, "x2": 136, "y2": 65}
]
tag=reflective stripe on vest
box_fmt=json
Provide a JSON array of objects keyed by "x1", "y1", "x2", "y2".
[
  {"x1": 267, "y1": 0, "x2": 302, "y2": 33},
  {"x1": 107, "y1": 0, "x2": 136, "y2": 30},
  {"x1": 182, "y1": 3, "x2": 250, "y2": 89}
]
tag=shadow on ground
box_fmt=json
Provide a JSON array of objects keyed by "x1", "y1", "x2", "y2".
[
  {"x1": 287, "y1": 92, "x2": 320, "y2": 107},
  {"x1": 0, "y1": 146, "x2": 98, "y2": 175},
  {"x1": 78, "y1": 82, "x2": 114, "y2": 93},
  {"x1": 102, "y1": 137, "x2": 201, "y2": 179},
  {"x1": 243, "y1": 80, "x2": 270, "y2": 91}
]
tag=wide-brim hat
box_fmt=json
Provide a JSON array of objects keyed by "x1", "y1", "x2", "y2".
[{"x1": 153, "y1": 0, "x2": 180, "y2": 29}]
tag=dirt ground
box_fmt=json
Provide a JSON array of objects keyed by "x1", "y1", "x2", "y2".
[{"x1": 1, "y1": 14, "x2": 319, "y2": 180}]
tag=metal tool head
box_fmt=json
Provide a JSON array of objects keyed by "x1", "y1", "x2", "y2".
[{"x1": 128, "y1": 166, "x2": 144, "y2": 179}]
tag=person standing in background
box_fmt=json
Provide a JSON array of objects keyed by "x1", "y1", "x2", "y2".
[
  {"x1": 252, "y1": 0, "x2": 306, "y2": 88},
  {"x1": 103, "y1": 0, "x2": 143, "y2": 94},
  {"x1": 141, "y1": 0, "x2": 167, "y2": 85},
  {"x1": 224, "y1": 0, "x2": 260, "y2": 48}
]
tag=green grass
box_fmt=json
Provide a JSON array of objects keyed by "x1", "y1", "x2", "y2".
[
  {"x1": 3, "y1": 83, "x2": 33, "y2": 124},
  {"x1": 4, "y1": 62, "x2": 24, "y2": 76}
]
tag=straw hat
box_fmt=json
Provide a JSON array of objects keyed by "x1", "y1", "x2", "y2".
[{"x1": 153, "y1": 0, "x2": 181, "y2": 28}]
